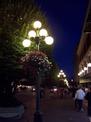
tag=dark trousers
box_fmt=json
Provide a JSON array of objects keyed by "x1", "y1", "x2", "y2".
[
  {"x1": 77, "y1": 99, "x2": 83, "y2": 111},
  {"x1": 75, "y1": 99, "x2": 78, "y2": 109}
]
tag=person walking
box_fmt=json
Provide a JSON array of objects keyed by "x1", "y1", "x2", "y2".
[
  {"x1": 75, "y1": 85, "x2": 85, "y2": 112},
  {"x1": 85, "y1": 87, "x2": 91, "y2": 122}
]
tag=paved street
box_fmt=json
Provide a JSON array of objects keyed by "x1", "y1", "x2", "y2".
[
  {"x1": 42, "y1": 97, "x2": 89, "y2": 122},
  {"x1": 0, "y1": 90, "x2": 89, "y2": 122}
]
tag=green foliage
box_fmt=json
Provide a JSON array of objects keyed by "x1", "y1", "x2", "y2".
[
  {"x1": 0, "y1": 0, "x2": 47, "y2": 95},
  {"x1": 0, "y1": 0, "x2": 57, "y2": 94}
]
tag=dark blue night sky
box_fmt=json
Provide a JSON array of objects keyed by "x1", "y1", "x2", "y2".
[{"x1": 36, "y1": 0, "x2": 89, "y2": 79}]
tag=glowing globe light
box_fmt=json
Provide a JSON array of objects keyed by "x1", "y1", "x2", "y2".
[
  {"x1": 45, "y1": 36, "x2": 54, "y2": 45},
  {"x1": 63, "y1": 74, "x2": 66, "y2": 77},
  {"x1": 22, "y1": 39, "x2": 31, "y2": 47},
  {"x1": 87, "y1": 63, "x2": 91, "y2": 67},
  {"x1": 33, "y1": 21, "x2": 42, "y2": 29},
  {"x1": 39, "y1": 29, "x2": 48, "y2": 37},
  {"x1": 60, "y1": 70, "x2": 63, "y2": 73},
  {"x1": 57, "y1": 74, "x2": 60, "y2": 78},
  {"x1": 84, "y1": 67, "x2": 88, "y2": 71},
  {"x1": 28, "y1": 30, "x2": 36, "y2": 38}
]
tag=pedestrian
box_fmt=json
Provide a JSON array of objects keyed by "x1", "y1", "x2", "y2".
[
  {"x1": 71, "y1": 86, "x2": 78, "y2": 109},
  {"x1": 74, "y1": 87, "x2": 78, "y2": 110},
  {"x1": 72, "y1": 86, "x2": 77, "y2": 98},
  {"x1": 85, "y1": 87, "x2": 91, "y2": 122},
  {"x1": 74, "y1": 85, "x2": 85, "y2": 112}
]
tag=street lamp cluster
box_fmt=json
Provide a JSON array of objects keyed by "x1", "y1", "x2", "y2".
[
  {"x1": 57, "y1": 70, "x2": 66, "y2": 78},
  {"x1": 57, "y1": 70, "x2": 69, "y2": 87},
  {"x1": 22, "y1": 20, "x2": 54, "y2": 49}
]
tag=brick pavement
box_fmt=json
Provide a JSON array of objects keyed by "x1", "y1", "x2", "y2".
[
  {"x1": 42, "y1": 97, "x2": 89, "y2": 122},
  {"x1": 0, "y1": 91, "x2": 89, "y2": 122}
]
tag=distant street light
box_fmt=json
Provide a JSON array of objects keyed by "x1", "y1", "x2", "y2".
[
  {"x1": 22, "y1": 20, "x2": 54, "y2": 122},
  {"x1": 57, "y1": 70, "x2": 69, "y2": 87}
]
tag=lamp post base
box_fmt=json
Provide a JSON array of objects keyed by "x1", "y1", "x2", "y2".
[{"x1": 34, "y1": 112, "x2": 43, "y2": 122}]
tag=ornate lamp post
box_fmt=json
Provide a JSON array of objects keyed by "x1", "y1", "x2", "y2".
[
  {"x1": 22, "y1": 20, "x2": 54, "y2": 122},
  {"x1": 57, "y1": 70, "x2": 69, "y2": 87}
]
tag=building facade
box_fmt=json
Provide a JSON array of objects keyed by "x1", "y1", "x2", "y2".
[{"x1": 75, "y1": 1, "x2": 91, "y2": 86}]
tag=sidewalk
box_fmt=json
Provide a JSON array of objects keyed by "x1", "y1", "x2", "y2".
[
  {"x1": 42, "y1": 97, "x2": 89, "y2": 122},
  {"x1": 0, "y1": 91, "x2": 89, "y2": 122}
]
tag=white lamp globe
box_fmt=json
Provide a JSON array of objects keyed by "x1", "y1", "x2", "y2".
[
  {"x1": 84, "y1": 67, "x2": 88, "y2": 71},
  {"x1": 57, "y1": 74, "x2": 60, "y2": 78},
  {"x1": 28, "y1": 30, "x2": 36, "y2": 38},
  {"x1": 22, "y1": 39, "x2": 31, "y2": 47},
  {"x1": 87, "y1": 63, "x2": 91, "y2": 67},
  {"x1": 44, "y1": 36, "x2": 54, "y2": 45},
  {"x1": 39, "y1": 29, "x2": 48, "y2": 37},
  {"x1": 33, "y1": 21, "x2": 42, "y2": 29},
  {"x1": 63, "y1": 74, "x2": 66, "y2": 77}
]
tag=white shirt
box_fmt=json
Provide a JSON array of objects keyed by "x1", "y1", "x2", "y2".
[{"x1": 75, "y1": 89, "x2": 85, "y2": 100}]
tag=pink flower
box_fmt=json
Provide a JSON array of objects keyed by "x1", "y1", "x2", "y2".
[{"x1": 21, "y1": 51, "x2": 52, "y2": 75}]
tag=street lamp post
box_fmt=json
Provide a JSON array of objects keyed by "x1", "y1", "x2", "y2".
[
  {"x1": 57, "y1": 70, "x2": 69, "y2": 87},
  {"x1": 22, "y1": 20, "x2": 54, "y2": 122}
]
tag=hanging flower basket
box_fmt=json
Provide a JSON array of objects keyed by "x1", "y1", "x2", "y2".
[{"x1": 21, "y1": 51, "x2": 52, "y2": 77}]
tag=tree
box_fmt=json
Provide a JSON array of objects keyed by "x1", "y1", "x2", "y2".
[{"x1": 0, "y1": 0, "x2": 50, "y2": 97}]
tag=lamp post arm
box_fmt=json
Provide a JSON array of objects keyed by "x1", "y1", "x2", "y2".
[{"x1": 35, "y1": 37, "x2": 40, "y2": 51}]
